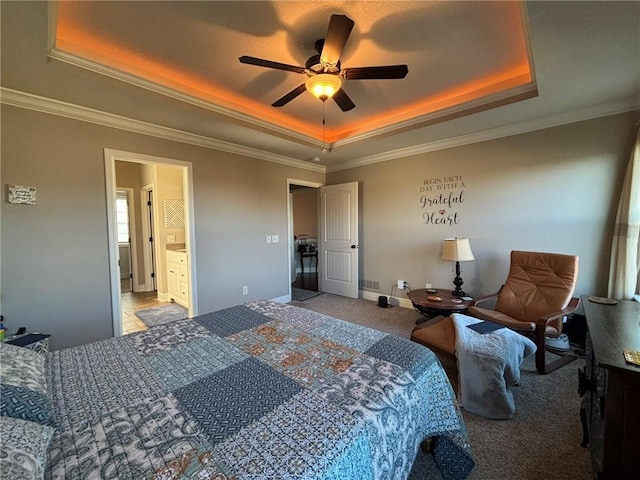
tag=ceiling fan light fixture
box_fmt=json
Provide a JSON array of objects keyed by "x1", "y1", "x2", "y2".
[{"x1": 306, "y1": 74, "x2": 341, "y2": 101}]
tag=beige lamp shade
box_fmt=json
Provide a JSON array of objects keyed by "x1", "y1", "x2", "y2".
[{"x1": 442, "y1": 238, "x2": 475, "y2": 262}]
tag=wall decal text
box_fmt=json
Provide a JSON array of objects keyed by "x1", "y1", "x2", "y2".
[{"x1": 419, "y1": 175, "x2": 466, "y2": 226}]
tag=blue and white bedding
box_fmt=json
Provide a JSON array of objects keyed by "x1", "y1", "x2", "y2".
[{"x1": 44, "y1": 301, "x2": 474, "y2": 479}]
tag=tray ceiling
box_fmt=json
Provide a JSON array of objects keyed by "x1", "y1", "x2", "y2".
[{"x1": 52, "y1": 1, "x2": 536, "y2": 146}]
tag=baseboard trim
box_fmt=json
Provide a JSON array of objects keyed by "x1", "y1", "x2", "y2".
[
  {"x1": 271, "y1": 294, "x2": 291, "y2": 304},
  {"x1": 360, "y1": 290, "x2": 413, "y2": 309},
  {"x1": 270, "y1": 290, "x2": 413, "y2": 308}
]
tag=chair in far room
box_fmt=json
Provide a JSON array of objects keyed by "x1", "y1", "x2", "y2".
[{"x1": 468, "y1": 250, "x2": 580, "y2": 374}]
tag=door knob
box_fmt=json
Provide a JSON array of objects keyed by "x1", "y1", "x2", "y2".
[{"x1": 350, "y1": 244, "x2": 358, "y2": 249}]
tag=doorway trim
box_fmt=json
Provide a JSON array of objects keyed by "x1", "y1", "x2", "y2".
[
  {"x1": 287, "y1": 178, "x2": 323, "y2": 301},
  {"x1": 140, "y1": 184, "x2": 156, "y2": 292},
  {"x1": 105, "y1": 148, "x2": 198, "y2": 337}
]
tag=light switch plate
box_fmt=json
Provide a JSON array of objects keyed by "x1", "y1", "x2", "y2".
[{"x1": 266, "y1": 235, "x2": 272, "y2": 244}]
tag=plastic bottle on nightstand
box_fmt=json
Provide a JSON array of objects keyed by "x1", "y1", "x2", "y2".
[{"x1": 0, "y1": 316, "x2": 5, "y2": 342}]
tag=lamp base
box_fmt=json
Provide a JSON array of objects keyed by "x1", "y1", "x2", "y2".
[
  {"x1": 451, "y1": 261, "x2": 466, "y2": 297},
  {"x1": 451, "y1": 288, "x2": 466, "y2": 298}
]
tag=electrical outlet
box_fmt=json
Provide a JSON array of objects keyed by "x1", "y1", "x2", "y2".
[
  {"x1": 167, "y1": 235, "x2": 176, "y2": 243},
  {"x1": 397, "y1": 279, "x2": 405, "y2": 290},
  {"x1": 242, "y1": 285, "x2": 248, "y2": 295},
  {"x1": 425, "y1": 283, "x2": 432, "y2": 289},
  {"x1": 272, "y1": 234, "x2": 279, "y2": 243}
]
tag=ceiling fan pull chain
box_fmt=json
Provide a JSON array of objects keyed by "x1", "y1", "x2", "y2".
[{"x1": 322, "y1": 101, "x2": 328, "y2": 153}]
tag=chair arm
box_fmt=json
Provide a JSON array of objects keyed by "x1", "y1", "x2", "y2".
[
  {"x1": 470, "y1": 291, "x2": 500, "y2": 307},
  {"x1": 535, "y1": 297, "x2": 581, "y2": 326}
]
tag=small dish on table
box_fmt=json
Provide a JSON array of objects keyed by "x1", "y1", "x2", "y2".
[{"x1": 588, "y1": 296, "x2": 617, "y2": 305}]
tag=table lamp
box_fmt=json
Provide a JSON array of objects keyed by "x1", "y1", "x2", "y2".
[{"x1": 442, "y1": 238, "x2": 475, "y2": 297}]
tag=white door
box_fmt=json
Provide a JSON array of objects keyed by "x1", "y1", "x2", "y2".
[{"x1": 319, "y1": 182, "x2": 359, "y2": 298}]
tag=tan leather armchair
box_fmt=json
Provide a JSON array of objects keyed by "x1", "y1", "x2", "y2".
[{"x1": 468, "y1": 251, "x2": 580, "y2": 374}]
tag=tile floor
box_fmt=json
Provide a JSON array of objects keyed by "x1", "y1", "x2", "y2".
[
  {"x1": 121, "y1": 291, "x2": 164, "y2": 335},
  {"x1": 122, "y1": 275, "x2": 318, "y2": 336}
]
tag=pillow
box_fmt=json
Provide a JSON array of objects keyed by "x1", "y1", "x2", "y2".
[
  {"x1": 0, "y1": 416, "x2": 54, "y2": 480},
  {"x1": 0, "y1": 343, "x2": 54, "y2": 426}
]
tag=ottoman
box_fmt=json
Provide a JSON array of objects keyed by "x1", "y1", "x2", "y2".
[
  {"x1": 410, "y1": 315, "x2": 457, "y2": 362},
  {"x1": 411, "y1": 313, "x2": 537, "y2": 419}
]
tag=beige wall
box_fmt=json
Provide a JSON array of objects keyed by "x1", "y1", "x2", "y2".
[
  {"x1": 292, "y1": 188, "x2": 318, "y2": 240},
  {"x1": 2, "y1": 0, "x2": 637, "y2": 351},
  {"x1": 328, "y1": 111, "x2": 638, "y2": 301},
  {"x1": 0, "y1": 106, "x2": 323, "y2": 349},
  {"x1": 2, "y1": 105, "x2": 636, "y2": 350}
]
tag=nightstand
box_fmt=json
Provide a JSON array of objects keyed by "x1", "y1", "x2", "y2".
[{"x1": 407, "y1": 288, "x2": 472, "y2": 325}]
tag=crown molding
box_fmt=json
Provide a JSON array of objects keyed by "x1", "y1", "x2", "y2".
[
  {"x1": 327, "y1": 97, "x2": 640, "y2": 172},
  {"x1": 0, "y1": 87, "x2": 325, "y2": 173},
  {"x1": 330, "y1": 82, "x2": 538, "y2": 149},
  {"x1": 46, "y1": 47, "x2": 540, "y2": 153},
  {"x1": 3, "y1": 87, "x2": 636, "y2": 176},
  {"x1": 47, "y1": 47, "x2": 325, "y2": 150}
]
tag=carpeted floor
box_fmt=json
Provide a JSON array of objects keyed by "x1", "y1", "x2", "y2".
[
  {"x1": 134, "y1": 303, "x2": 188, "y2": 328},
  {"x1": 290, "y1": 293, "x2": 593, "y2": 480}
]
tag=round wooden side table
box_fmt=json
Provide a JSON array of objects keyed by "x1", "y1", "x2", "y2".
[{"x1": 407, "y1": 288, "x2": 472, "y2": 325}]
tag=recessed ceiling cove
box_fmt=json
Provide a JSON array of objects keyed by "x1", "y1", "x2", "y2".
[{"x1": 52, "y1": 1, "x2": 536, "y2": 147}]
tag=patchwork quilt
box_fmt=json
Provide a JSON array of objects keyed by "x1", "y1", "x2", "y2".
[{"x1": 45, "y1": 301, "x2": 474, "y2": 479}]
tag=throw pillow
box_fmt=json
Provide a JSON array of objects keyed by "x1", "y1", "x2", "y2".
[
  {"x1": 0, "y1": 342, "x2": 54, "y2": 426},
  {"x1": 0, "y1": 416, "x2": 55, "y2": 480}
]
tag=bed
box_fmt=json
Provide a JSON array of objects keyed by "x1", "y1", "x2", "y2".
[{"x1": 2, "y1": 300, "x2": 474, "y2": 479}]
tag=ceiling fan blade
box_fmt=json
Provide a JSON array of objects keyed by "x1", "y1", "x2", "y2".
[
  {"x1": 239, "y1": 55, "x2": 305, "y2": 74},
  {"x1": 320, "y1": 14, "x2": 354, "y2": 67},
  {"x1": 333, "y1": 88, "x2": 355, "y2": 112},
  {"x1": 271, "y1": 84, "x2": 307, "y2": 107},
  {"x1": 342, "y1": 65, "x2": 409, "y2": 80}
]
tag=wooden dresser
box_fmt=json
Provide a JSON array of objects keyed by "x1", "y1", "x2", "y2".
[{"x1": 580, "y1": 296, "x2": 640, "y2": 479}]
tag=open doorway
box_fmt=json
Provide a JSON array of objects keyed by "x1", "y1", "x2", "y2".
[
  {"x1": 105, "y1": 149, "x2": 197, "y2": 337},
  {"x1": 288, "y1": 179, "x2": 360, "y2": 301},
  {"x1": 288, "y1": 180, "x2": 322, "y2": 300},
  {"x1": 119, "y1": 182, "x2": 161, "y2": 335}
]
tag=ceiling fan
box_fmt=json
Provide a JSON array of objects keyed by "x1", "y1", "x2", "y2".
[{"x1": 239, "y1": 14, "x2": 408, "y2": 112}]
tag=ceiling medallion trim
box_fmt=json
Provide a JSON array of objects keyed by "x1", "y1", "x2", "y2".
[{"x1": 0, "y1": 87, "x2": 325, "y2": 174}]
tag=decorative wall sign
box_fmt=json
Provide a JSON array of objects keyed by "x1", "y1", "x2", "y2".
[
  {"x1": 418, "y1": 175, "x2": 466, "y2": 226},
  {"x1": 164, "y1": 199, "x2": 185, "y2": 228},
  {"x1": 7, "y1": 184, "x2": 37, "y2": 205}
]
